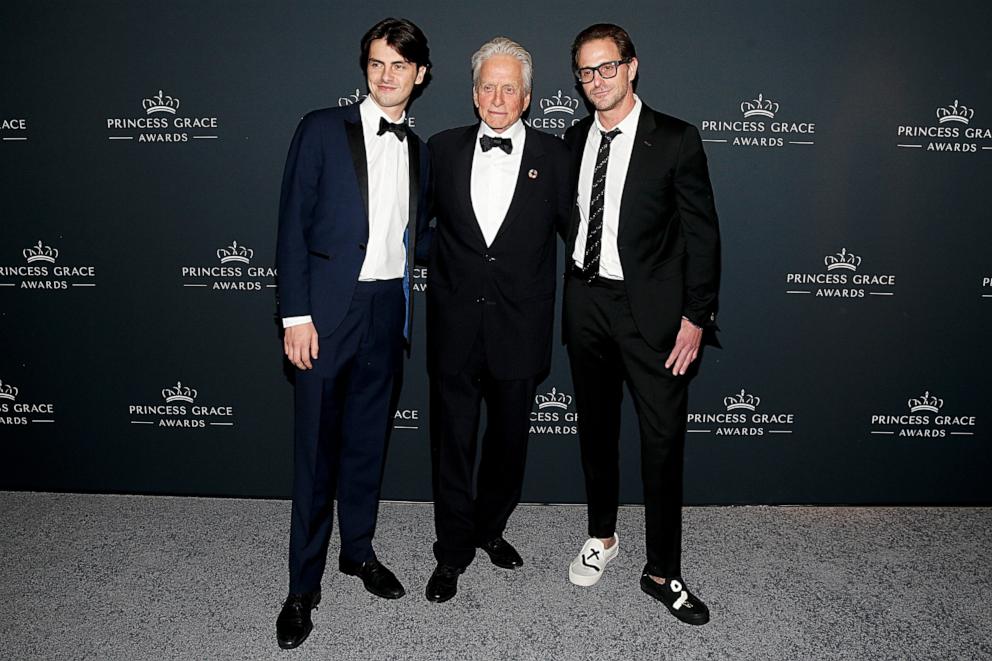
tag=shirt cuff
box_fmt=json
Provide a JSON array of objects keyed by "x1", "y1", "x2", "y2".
[{"x1": 282, "y1": 315, "x2": 312, "y2": 329}]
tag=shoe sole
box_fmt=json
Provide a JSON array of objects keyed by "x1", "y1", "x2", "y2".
[
  {"x1": 639, "y1": 581, "x2": 710, "y2": 625},
  {"x1": 568, "y1": 552, "x2": 615, "y2": 587}
]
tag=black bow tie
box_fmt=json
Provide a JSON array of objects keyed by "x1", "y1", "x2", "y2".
[
  {"x1": 377, "y1": 117, "x2": 407, "y2": 141},
  {"x1": 480, "y1": 134, "x2": 513, "y2": 154}
]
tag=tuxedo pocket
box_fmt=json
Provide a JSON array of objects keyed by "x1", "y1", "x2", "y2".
[{"x1": 307, "y1": 249, "x2": 331, "y2": 260}]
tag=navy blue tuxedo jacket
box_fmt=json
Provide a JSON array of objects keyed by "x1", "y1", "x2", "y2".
[{"x1": 277, "y1": 104, "x2": 432, "y2": 339}]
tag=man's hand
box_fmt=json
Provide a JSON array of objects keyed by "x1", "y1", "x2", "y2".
[
  {"x1": 664, "y1": 318, "x2": 703, "y2": 376},
  {"x1": 284, "y1": 322, "x2": 319, "y2": 370}
]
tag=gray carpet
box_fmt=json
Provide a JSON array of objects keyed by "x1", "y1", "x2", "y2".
[{"x1": 1, "y1": 493, "x2": 990, "y2": 661}]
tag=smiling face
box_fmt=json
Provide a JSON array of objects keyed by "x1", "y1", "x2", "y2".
[
  {"x1": 365, "y1": 38, "x2": 426, "y2": 118},
  {"x1": 575, "y1": 38, "x2": 637, "y2": 114},
  {"x1": 472, "y1": 54, "x2": 531, "y2": 133}
]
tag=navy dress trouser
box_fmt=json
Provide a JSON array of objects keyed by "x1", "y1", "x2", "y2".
[{"x1": 288, "y1": 279, "x2": 404, "y2": 594}]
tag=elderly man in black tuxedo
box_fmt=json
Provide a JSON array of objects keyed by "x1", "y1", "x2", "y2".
[{"x1": 424, "y1": 36, "x2": 571, "y2": 602}]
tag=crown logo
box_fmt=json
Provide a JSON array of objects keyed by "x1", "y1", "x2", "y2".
[
  {"x1": 142, "y1": 90, "x2": 181, "y2": 115},
  {"x1": 540, "y1": 90, "x2": 580, "y2": 115},
  {"x1": 338, "y1": 88, "x2": 367, "y2": 106},
  {"x1": 824, "y1": 248, "x2": 862, "y2": 271},
  {"x1": 535, "y1": 387, "x2": 573, "y2": 410},
  {"x1": 740, "y1": 93, "x2": 779, "y2": 118},
  {"x1": 907, "y1": 390, "x2": 943, "y2": 413},
  {"x1": 936, "y1": 100, "x2": 974, "y2": 125},
  {"x1": 23, "y1": 240, "x2": 58, "y2": 263},
  {"x1": 0, "y1": 380, "x2": 18, "y2": 401},
  {"x1": 217, "y1": 240, "x2": 253, "y2": 264},
  {"x1": 162, "y1": 381, "x2": 198, "y2": 403},
  {"x1": 724, "y1": 388, "x2": 760, "y2": 411}
]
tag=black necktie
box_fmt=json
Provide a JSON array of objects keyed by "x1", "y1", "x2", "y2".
[
  {"x1": 377, "y1": 117, "x2": 407, "y2": 142},
  {"x1": 582, "y1": 128, "x2": 622, "y2": 281},
  {"x1": 480, "y1": 134, "x2": 513, "y2": 154}
]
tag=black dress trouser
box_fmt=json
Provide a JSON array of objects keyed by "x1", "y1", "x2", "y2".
[
  {"x1": 430, "y1": 334, "x2": 538, "y2": 569},
  {"x1": 564, "y1": 273, "x2": 688, "y2": 578}
]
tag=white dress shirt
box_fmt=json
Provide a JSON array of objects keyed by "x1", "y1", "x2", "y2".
[
  {"x1": 471, "y1": 119, "x2": 526, "y2": 247},
  {"x1": 572, "y1": 95, "x2": 643, "y2": 280},
  {"x1": 283, "y1": 96, "x2": 410, "y2": 329}
]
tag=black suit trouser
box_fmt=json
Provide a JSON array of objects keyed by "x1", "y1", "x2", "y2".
[
  {"x1": 429, "y1": 334, "x2": 537, "y2": 568},
  {"x1": 288, "y1": 279, "x2": 404, "y2": 594},
  {"x1": 564, "y1": 274, "x2": 687, "y2": 578}
]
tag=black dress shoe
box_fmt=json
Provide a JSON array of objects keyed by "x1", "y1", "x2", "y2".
[
  {"x1": 479, "y1": 537, "x2": 523, "y2": 569},
  {"x1": 339, "y1": 557, "x2": 405, "y2": 599},
  {"x1": 426, "y1": 564, "x2": 464, "y2": 603},
  {"x1": 639, "y1": 567, "x2": 710, "y2": 626},
  {"x1": 276, "y1": 590, "x2": 320, "y2": 649}
]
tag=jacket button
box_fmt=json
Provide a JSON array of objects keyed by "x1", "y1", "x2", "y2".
[
  {"x1": 477, "y1": 296, "x2": 486, "y2": 303},
  {"x1": 358, "y1": 243, "x2": 366, "y2": 251}
]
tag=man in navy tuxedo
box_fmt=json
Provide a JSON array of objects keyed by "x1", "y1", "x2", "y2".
[{"x1": 274, "y1": 17, "x2": 432, "y2": 650}]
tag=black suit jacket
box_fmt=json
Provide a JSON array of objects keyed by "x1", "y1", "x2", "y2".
[
  {"x1": 426, "y1": 123, "x2": 571, "y2": 379},
  {"x1": 563, "y1": 104, "x2": 721, "y2": 351}
]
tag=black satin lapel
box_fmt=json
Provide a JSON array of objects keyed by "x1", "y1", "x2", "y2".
[
  {"x1": 491, "y1": 131, "x2": 545, "y2": 245},
  {"x1": 345, "y1": 119, "x2": 369, "y2": 221},
  {"x1": 617, "y1": 107, "x2": 656, "y2": 239}
]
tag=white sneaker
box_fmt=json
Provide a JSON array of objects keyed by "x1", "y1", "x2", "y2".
[{"x1": 568, "y1": 533, "x2": 619, "y2": 587}]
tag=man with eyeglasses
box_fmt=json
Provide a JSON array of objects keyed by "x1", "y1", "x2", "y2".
[
  {"x1": 562, "y1": 24, "x2": 721, "y2": 626},
  {"x1": 274, "y1": 17, "x2": 432, "y2": 649},
  {"x1": 423, "y1": 36, "x2": 571, "y2": 603}
]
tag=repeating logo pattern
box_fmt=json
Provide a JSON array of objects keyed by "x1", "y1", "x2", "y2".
[
  {"x1": 0, "y1": 379, "x2": 56, "y2": 426},
  {"x1": 180, "y1": 241, "x2": 276, "y2": 292},
  {"x1": 526, "y1": 89, "x2": 584, "y2": 137},
  {"x1": 106, "y1": 89, "x2": 220, "y2": 143},
  {"x1": 701, "y1": 93, "x2": 816, "y2": 148},
  {"x1": 870, "y1": 391, "x2": 978, "y2": 438},
  {"x1": 1, "y1": 115, "x2": 28, "y2": 142},
  {"x1": 0, "y1": 241, "x2": 97, "y2": 290},
  {"x1": 688, "y1": 388, "x2": 796, "y2": 436},
  {"x1": 128, "y1": 381, "x2": 236, "y2": 428},
  {"x1": 785, "y1": 248, "x2": 896, "y2": 299},
  {"x1": 530, "y1": 386, "x2": 578, "y2": 436},
  {"x1": 896, "y1": 99, "x2": 992, "y2": 153}
]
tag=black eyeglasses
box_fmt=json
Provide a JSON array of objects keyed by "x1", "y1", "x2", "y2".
[{"x1": 574, "y1": 58, "x2": 632, "y2": 84}]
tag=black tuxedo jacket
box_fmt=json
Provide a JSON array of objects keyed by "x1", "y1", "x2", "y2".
[
  {"x1": 563, "y1": 104, "x2": 721, "y2": 351},
  {"x1": 426, "y1": 123, "x2": 571, "y2": 379}
]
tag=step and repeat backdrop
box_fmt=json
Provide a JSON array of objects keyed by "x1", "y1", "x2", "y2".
[{"x1": 2, "y1": 1, "x2": 990, "y2": 504}]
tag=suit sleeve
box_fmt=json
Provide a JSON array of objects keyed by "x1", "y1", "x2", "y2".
[
  {"x1": 674, "y1": 124, "x2": 721, "y2": 328},
  {"x1": 276, "y1": 113, "x2": 323, "y2": 319}
]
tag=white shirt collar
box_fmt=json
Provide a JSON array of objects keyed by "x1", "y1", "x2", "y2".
[
  {"x1": 360, "y1": 95, "x2": 406, "y2": 130},
  {"x1": 477, "y1": 118, "x2": 526, "y2": 143},
  {"x1": 593, "y1": 94, "x2": 642, "y2": 137}
]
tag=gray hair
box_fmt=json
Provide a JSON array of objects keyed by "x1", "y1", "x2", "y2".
[{"x1": 471, "y1": 37, "x2": 533, "y2": 93}]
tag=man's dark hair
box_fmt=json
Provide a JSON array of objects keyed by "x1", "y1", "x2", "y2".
[
  {"x1": 570, "y1": 23, "x2": 636, "y2": 69},
  {"x1": 359, "y1": 17, "x2": 431, "y2": 72}
]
